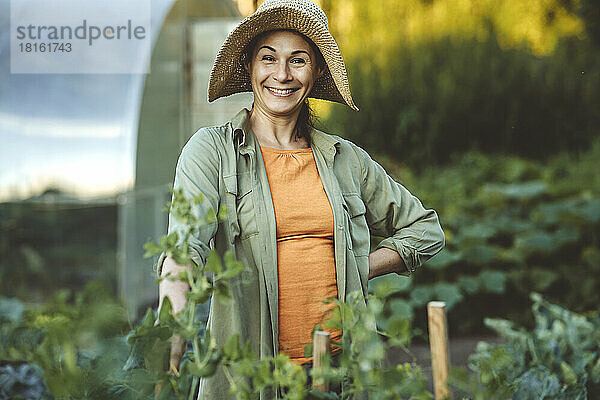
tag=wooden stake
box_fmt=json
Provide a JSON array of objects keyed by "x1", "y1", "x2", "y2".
[
  {"x1": 428, "y1": 301, "x2": 451, "y2": 400},
  {"x1": 312, "y1": 331, "x2": 330, "y2": 392}
]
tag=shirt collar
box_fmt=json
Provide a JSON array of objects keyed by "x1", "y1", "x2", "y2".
[
  {"x1": 310, "y1": 127, "x2": 339, "y2": 167},
  {"x1": 231, "y1": 108, "x2": 253, "y2": 150}
]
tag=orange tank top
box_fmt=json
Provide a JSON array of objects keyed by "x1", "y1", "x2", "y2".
[{"x1": 260, "y1": 145, "x2": 343, "y2": 364}]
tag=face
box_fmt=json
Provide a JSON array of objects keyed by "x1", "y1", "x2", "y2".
[{"x1": 245, "y1": 30, "x2": 323, "y2": 118}]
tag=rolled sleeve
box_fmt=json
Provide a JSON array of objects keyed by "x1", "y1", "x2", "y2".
[
  {"x1": 353, "y1": 145, "x2": 445, "y2": 274},
  {"x1": 156, "y1": 128, "x2": 221, "y2": 277}
]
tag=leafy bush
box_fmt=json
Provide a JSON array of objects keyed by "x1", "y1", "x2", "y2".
[
  {"x1": 324, "y1": 0, "x2": 600, "y2": 166},
  {"x1": 451, "y1": 293, "x2": 600, "y2": 400},
  {"x1": 0, "y1": 281, "x2": 137, "y2": 399},
  {"x1": 370, "y1": 138, "x2": 600, "y2": 336},
  {"x1": 0, "y1": 199, "x2": 117, "y2": 303}
]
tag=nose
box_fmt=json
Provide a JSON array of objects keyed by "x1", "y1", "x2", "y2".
[{"x1": 273, "y1": 61, "x2": 292, "y2": 82}]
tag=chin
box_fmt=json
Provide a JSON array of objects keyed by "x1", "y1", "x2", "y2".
[
  {"x1": 261, "y1": 100, "x2": 302, "y2": 116},
  {"x1": 269, "y1": 105, "x2": 299, "y2": 115}
]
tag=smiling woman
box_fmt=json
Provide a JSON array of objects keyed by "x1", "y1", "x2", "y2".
[
  {"x1": 157, "y1": 0, "x2": 445, "y2": 399},
  {"x1": 242, "y1": 30, "x2": 324, "y2": 147},
  {"x1": 242, "y1": 30, "x2": 326, "y2": 147}
]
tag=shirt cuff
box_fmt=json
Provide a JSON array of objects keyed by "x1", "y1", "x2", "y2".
[{"x1": 375, "y1": 238, "x2": 419, "y2": 275}]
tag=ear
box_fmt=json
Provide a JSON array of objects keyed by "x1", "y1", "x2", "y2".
[{"x1": 316, "y1": 65, "x2": 325, "y2": 80}]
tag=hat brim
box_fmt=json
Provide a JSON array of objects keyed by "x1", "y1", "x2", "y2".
[{"x1": 207, "y1": 6, "x2": 358, "y2": 111}]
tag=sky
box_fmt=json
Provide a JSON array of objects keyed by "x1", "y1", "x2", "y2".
[{"x1": 0, "y1": 0, "x2": 174, "y2": 201}]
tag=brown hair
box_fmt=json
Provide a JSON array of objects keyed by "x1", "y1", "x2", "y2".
[{"x1": 241, "y1": 29, "x2": 325, "y2": 146}]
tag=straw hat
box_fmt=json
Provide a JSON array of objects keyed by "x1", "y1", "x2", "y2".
[{"x1": 207, "y1": 0, "x2": 358, "y2": 111}]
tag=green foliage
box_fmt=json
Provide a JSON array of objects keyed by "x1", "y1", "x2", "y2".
[
  {"x1": 325, "y1": 0, "x2": 600, "y2": 167},
  {"x1": 0, "y1": 281, "x2": 136, "y2": 399},
  {"x1": 451, "y1": 293, "x2": 600, "y2": 399},
  {"x1": 315, "y1": 291, "x2": 432, "y2": 400},
  {"x1": 139, "y1": 189, "x2": 432, "y2": 399},
  {"x1": 372, "y1": 139, "x2": 600, "y2": 335},
  {"x1": 9, "y1": 185, "x2": 596, "y2": 399},
  {"x1": 0, "y1": 188, "x2": 428, "y2": 400},
  {"x1": 0, "y1": 199, "x2": 117, "y2": 303}
]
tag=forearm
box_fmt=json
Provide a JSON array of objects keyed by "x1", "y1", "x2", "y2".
[
  {"x1": 368, "y1": 247, "x2": 409, "y2": 279},
  {"x1": 158, "y1": 256, "x2": 192, "y2": 315}
]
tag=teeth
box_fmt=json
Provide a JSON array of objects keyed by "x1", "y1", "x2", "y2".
[{"x1": 269, "y1": 87, "x2": 296, "y2": 94}]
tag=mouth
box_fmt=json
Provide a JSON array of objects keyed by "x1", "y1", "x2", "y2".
[{"x1": 266, "y1": 87, "x2": 300, "y2": 97}]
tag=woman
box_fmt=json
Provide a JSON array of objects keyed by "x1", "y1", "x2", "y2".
[{"x1": 157, "y1": 0, "x2": 445, "y2": 399}]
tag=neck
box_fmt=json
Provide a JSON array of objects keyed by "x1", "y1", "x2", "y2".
[{"x1": 249, "y1": 105, "x2": 307, "y2": 149}]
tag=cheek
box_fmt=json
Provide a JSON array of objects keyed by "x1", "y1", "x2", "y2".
[
  {"x1": 250, "y1": 64, "x2": 268, "y2": 82},
  {"x1": 297, "y1": 69, "x2": 316, "y2": 86},
  {"x1": 302, "y1": 72, "x2": 315, "y2": 88}
]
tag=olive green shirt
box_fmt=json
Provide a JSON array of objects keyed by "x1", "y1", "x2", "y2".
[{"x1": 157, "y1": 108, "x2": 445, "y2": 399}]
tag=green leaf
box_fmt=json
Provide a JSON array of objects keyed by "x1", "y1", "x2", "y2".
[
  {"x1": 214, "y1": 281, "x2": 231, "y2": 303},
  {"x1": 143, "y1": 241, "x2": 163, "y2": 258},
  {"x1": 193, "y1": 193, "x2": 204, "y2": 204},
  {"x1": 463, "y1": 244, "x2": 496, "y2": 265},
  {"x1": 478, "y1": 270, "x2": 507, "y2": 294},
  {"x1": 460, "y1": 223, "x2": 497, "y2": 241},
  {"x1": 389, "y1": 299, "x2": 413, "y2": 320},
  {"x1": 223, "y1": 334, "x2": 240, "y2": 361},
  {"x1": 528, "y1": 268, "x2": 559, "y2": 291},
  {"x1": 175, "y1": 325, "x2": 197, "y2": 341},
  {"x1": 128, "y1": 308, "x2": 155, "y2": 342},
  {"x1": 433, "y1": 283, "x2": 463, "y2": 309},
  {"x1": 185, "y1": 360, "x2": 218, "y2": 378},
  {"x1": 217, "y1": 205, "x2": 228, "y2": 222},
  {"x1": 171, "y1": 250, "x2": 192, "y2": 267},
  {"x1": 232, "y1": 358, "x2": 256, "y2": 377},
  {"x1": 370, "y1": 274, "x2": 411, "y2": 297},
  {"x1": 242, "y1": 340, "x2": 255, "y2": 359},
  {"x1": 221, "y1": 251, "x2": 244, "y2": 279},
  {"x1": 410, "y1": 285, "x2": 434, "y2": 306},
  {"x1": 206, "y1": 250, "x2": 222, "y2": 274},
  {"x1": 158, "y1": 297, "x2": 176, "y2": 326},
  {"x1": 205, "y1": 208, "x2": 217, "y2": 224},
  {"x1": 425, "y1": 249, "x2": 462, "y2": 270},
  {"x1": 560, "y1": 361, "x2": 578, "y2": 386},
  {"x1": 303, "y1": 342, "x2": 313, "y2": 358},
  {"x1": 385, "y1": 316, "x2": 411, "y2": 342},
  {"x1": 483, "y1": 181, "x2": 547, "y2": 200},
  {"x1": 457, "y1": 276, "x2": 480, "y2": 294},
  {"x1": 187, "y1": 284, "x2": 212, "y2": 304},
  {"x1": 515, "y1": 232, "x2": 554, "y2": 254},
  {"x1": 307, "y1": 389, "x2": 340, "y2": 399},
  {"x1": 164, "y1": 232, "x2": 179, "y2": 248}
]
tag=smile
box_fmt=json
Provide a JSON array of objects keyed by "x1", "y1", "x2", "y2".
[{"x1": 266, "y1": 87, "x2": 299, "y2": 97}]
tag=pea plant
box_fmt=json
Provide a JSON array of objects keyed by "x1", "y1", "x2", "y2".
[
  {"x1": 138, "y1": 189, "x2": 432, "y2": 400},
  {"x1": 0, "y1": 189, "x2": 431, "y2": 400},
  {"x1": 450, "y1": 293, "x2": 600, "y2": 400}
]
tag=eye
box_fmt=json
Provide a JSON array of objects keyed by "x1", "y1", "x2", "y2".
[
  {"x1": 261, "y1": 55, "x2": 275, "y2": 62},
  {"x1": 291, "y1": 58, "x2": 307, "y2": 64}
]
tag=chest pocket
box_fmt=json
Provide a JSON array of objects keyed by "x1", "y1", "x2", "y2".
[
  {"x1": 342, "y1": 193, "x2": 370, "y2": 256},
  {"x1": 224, "y1": 171, "x2": 259, "y2": 242}
]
